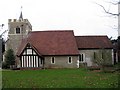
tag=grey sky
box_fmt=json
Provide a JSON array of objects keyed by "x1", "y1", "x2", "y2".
[{"x1": 0, "y1": 0, "x2": 118, "y2": 39}]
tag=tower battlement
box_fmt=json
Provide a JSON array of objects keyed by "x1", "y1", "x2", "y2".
[
  {"x1": 8, "y1": 19, "x2": 32, "y2": 30},
  {"x1": 8, "y1": 19, "x2": 29, "y2": 23}
]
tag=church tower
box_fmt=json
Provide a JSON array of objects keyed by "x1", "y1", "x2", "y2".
[{"x1": 6, "y1": 11, "x2": 32, "y2": 54}]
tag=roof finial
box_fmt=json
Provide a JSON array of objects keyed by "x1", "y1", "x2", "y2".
[{"x1": 19, "y1": 6, "x2": 23, "y2": 20}]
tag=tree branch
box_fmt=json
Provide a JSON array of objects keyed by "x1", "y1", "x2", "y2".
[
  {"x1": 95, "y1": 3, "x2": 119, "y2": 16},
  {"x1": 104, "y1": 1, "x2": 120, "y2": 5}
]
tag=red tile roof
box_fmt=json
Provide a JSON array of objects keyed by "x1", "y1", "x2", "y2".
[
  {"x1": 75, "y1": 36, "x2": 113, "y2": 49},
  {"x1": 17, "y1": 30, "x2": 79, "y2": 56}
]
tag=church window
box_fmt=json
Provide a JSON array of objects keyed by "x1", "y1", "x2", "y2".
[
  {"x1": 16, "y1": 26, "x2": 20, "y2": 34},
  {"x1": 51, "y1": 57, "x2": 55, "y2": 64},
  {"x1": 68, "y1": 57, "x2": 72, "y2": 64},
  {"x1": 94, "y1": 52, "x2": 96, "y2": 60},
  {"x1": 79, "y1": 54, "x2": 85, "y2": 62},
  {"x1": 101, "y1": 51, "x2": 104, "y2": 59}
]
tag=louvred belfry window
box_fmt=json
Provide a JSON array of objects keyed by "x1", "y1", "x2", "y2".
[{"x1": 16, "y1": 26, "x2": 20, "y2": 34}]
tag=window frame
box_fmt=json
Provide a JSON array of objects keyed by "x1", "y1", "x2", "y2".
[
  {"x1": 22, "y1": 45, "x2": 37, "y2": 55},
  {"x1": 26, "y1": 48, "x2": 33, "y2": 55},
  {"x1": 51, "y1": 57, "x2": 55, "y2": 64},
  {"x1": 79, "y1": 53, "x2": 85, "y2": 62},
  {"x1": 101, "y1": 51, "x2": 104, "y2": 59},
  {"x1": 68, "y1": 56, "x2": 72, "y2": 64},
  {"x1": 16, "y1": 26, "x2": 21, "y2": 34},
  {"x1": 94, "y1": 52, "x2": 96, "y2": 60}
]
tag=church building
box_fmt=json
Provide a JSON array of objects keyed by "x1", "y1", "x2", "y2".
[{"x1": 5, "y1": 12, "x2": 114, "y2": 70}]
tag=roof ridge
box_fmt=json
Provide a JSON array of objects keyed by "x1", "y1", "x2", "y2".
[
  {"x1": 75, "y1": 35, "x2": 108, "y2": 37},
  {"x1": 31, "y1": 30, "x2": 73, "y2": 33}
]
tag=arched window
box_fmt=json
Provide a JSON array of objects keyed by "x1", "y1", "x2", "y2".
[
  {"x1": 51, "y1": 57, "x2": 55, "y2": 64},
  {"x1": 16, "y1": 26, "x2": 20, "y2": 34},
  {"x1": 79, "y1": 54, "x2": 85, "y2": 62},
  {"x1": 68, "y1": 57, "x2": 72, "y2": 64}
]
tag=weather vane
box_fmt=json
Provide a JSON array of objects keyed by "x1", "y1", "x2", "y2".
[{"x1": 21, "y1": 6, "x2": 23, "y2": 11}]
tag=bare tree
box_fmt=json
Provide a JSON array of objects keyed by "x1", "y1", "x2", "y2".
[
  {"x1": 95, "y1": 0, "x2": 120, "y2": 63},
  {"x1": 94, "y1": 0, "x2": 120, "y2": 37},
  {"x1": 95, "y1": 0, "x2": 119, "y2": 16}
]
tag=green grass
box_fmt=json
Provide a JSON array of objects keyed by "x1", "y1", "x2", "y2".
[{"x1": 2, "y1": 68, "x2": 119, "y2": 88}]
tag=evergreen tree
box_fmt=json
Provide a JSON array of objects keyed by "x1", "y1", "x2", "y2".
[
  {"x1": 118, "y1": 36, "x2": 120, "y2": 62},
  {"x1": 5, "y1": 49, "x2": 15, "y2": 68}
]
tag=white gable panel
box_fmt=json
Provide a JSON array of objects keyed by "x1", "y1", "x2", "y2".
[
  {"x1": 31, "y1": 56, "x2": 33, "y2": 67},
  {"x1": 33, "y1": 50, "x2": 37, "y2": 55},
  {"x1": 22, "y1": 57, "x2": 24, "y2": 67},
  {"x1": 27, "y1": 49, "x2": 32, "y2": 54},
  {"x1": 23, "y1": 48, "x2": 37, "y2": 55},
  {"x1": 23, "y1": 51, "x2": 26, "y2": 55},
  {"x1": 34, "y1": 56, "x2": 36, "y2": 67},
  {"x1": 36, "y1": 56, "x2": 38, "y2": 67}
]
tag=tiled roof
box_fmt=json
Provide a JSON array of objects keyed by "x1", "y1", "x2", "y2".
[
  {"x1": 17, "y1": 30, "x2": 79, "y2": 56},
  {"x1": 75, "y1": 36, "x2": 113, "y2": 49}
]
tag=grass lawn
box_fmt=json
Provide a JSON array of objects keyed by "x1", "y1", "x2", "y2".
[{"x1": 2, "y1": 68, "x2": 119, "y2": 88}]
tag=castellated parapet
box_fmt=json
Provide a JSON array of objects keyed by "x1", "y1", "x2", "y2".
[
  {"x1": 6, "y1": 18, "x2": 32, "y2": 56},
  {"x1": 8, "y1": 19, "x2": 32, "y2": 30}
]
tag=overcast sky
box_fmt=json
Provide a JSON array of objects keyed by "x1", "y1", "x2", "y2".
[{"x1": 0, "y1": 0, "x2": 118, "y2": 39}]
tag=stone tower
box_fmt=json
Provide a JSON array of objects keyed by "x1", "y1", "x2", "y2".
[{"x1": 6, "y1": 11, "x2": 32, "y2": 54}]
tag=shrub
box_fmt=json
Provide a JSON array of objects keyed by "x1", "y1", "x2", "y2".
[
  {"x1": 2, "y1": 62, "x2": 8, "y2": 69},
  {"x1": 5, "y1": 49, "x2": 15, "y2": 69}
]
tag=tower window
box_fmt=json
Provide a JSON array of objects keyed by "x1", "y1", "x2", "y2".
[{"x1": 16, "y1": 26, "x2": 20, "y2": 34}]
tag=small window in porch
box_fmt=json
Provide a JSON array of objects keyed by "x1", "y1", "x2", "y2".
[
  {"x1": 27, "y1": 49, "x2": 32, "y2": 55},
  {"x1": 51, "y1": 57, "x2": 55, "y2": 64}
]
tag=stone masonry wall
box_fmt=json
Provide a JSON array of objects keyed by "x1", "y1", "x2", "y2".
[{"x1": 44, "y1": 56, "x2": 78, "y2": 68}]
